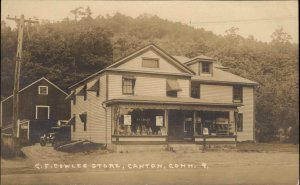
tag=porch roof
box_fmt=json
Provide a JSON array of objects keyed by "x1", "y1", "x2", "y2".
[{"x1": 104, "y1": 95, "x2": 242, "y2": 108}]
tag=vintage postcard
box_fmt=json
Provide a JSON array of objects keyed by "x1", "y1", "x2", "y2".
[{"x1": 1, "y1": 1, "x2": 299, "y2": 185}]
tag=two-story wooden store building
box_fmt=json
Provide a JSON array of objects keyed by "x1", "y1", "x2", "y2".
[
  {"x1": 1, "y1": 77, "x2": 70, "y2": 143},
  {"x1": 67, "y1": 44, "x2": 257, "y2": 147}
]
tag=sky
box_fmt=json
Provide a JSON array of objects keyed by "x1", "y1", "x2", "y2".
[{"x1": 1, "y1": 1, "x2": 299, "y2": 43}]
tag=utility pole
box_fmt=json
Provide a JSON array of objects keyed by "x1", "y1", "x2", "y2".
[{"x1": 6, "y1": 14, "x2": 38, "y2": 149}]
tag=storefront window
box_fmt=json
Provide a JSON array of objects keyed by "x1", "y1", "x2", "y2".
[
  {"x1": 197, "y1": 112, "x2": 232, "y2": 136},
  {"x1": 114, "y1": 109, "x2": 167, "y2": 136}
]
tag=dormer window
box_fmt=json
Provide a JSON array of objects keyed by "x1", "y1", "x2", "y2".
[
  {"x1": 142, "y1": 58, "x2": 159, "y2": 68},
  {"x1": 38, "y1": 86, "x2": 48, "y2": 95},
  {"x1": 202, "y1": 62, "x2": 211, "y2": 73}
]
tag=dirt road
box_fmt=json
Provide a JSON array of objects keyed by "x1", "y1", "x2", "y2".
[
  {"x1": 2, "y1": 163, "x2": 299, "y2": 185},
  {"x1": 1, "y1": 144, "x2": 299, "y2": 185}
]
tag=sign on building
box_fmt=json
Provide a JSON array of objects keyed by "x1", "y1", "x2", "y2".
[
  {"x1": 124, "y1": 115, "x2": 131, "y2": 125},
  {"x1": 156, "y1": 116, "x2": 164, "y2": 126}
]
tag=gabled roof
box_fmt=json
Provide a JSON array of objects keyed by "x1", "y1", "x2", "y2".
[
  {"x1": 69, "y1": 44, "x2": 195, "y2": 89},
  {"x1": 173, "y1": 55, "x2": 256, "y2": 85},
  {"x1": 1, "y1": 77, "x2": 68, "y2": 103},
  {"x1": 185, "y1": 55, "x2": 217, "y2": 65},
  {"x1": 106, "y1": 43, "x2": 195, "y2": 74},
  {"x1": 190, "y1": 55, "x2": 216, "y2": 61},
  {"x1": 173, "y1": 55, "x2": 217, "y2": 66}
]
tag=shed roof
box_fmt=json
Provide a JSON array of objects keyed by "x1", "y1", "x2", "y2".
[
  {"x1": 104, "y1": 95, "x2": 243, "y2": 107},
  {"x1": 192, "y1": 67, "x2": 258, "y2": 86}
]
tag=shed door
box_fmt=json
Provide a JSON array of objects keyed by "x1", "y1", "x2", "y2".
[{"x1": 36, "y1": 106, "x2": 49, "y2": 120}]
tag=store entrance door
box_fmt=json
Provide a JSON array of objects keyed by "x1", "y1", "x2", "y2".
[
  {"x1": 183, "y1": 112, "x2": 194, "y2": 139},
  {"x1": 168, "y1": 110, "x2": 184, "y2": 141}
]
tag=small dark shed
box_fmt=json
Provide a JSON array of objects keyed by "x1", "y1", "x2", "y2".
[{"x1": 1, "y1": 77, "x2": 70, "y2": 143}]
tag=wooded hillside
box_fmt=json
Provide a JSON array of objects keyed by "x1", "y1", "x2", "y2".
[{"x1": 1, "y1": 10, "x2": 298, "y2": 142}]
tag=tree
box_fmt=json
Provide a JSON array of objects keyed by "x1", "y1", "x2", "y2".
[
  {"x1": 1, "y1": 12, "x2": 298, "y2": 144},
  {"x1": 70, "y1": 7, "x2": 84, "y2": 21},
  {"x1": 85, "y1": 6, "x2": 92, "y2": 18},
  {"x1": 271, "y1": 27, "x2": 292, "y2": 44}
]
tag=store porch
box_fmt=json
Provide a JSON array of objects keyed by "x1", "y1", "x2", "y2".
[{"x1": 105, "y1": 96, "x2": 241, "y2": 145}]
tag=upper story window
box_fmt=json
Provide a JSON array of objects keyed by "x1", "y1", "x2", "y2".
[
  {"x1": 166, "y1": 79, "x2": 181, "y2": 97},
  {"x1": 233, "y1": 86, "x2": 243, "y2": 103},
  {"x1": 191, "y1": 83, "x2": 200, "y2": 98},
  {"x1": 202, "y1": 62, "x2": 211, "y2": 73},
  {"x1": 122, "y1": 76, "x2": 136, "y2": 95},
  {"x1": 38, "y1": 86, "x2": 48, "y2": 95},
  {"x1": 167, "y1": 91, "x2": 177, "y2": 97},
  {"x1": 142, "y1": 58, "x2": 159, "y2": 68}
]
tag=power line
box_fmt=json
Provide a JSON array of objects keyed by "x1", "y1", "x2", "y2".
[{"x1": 190, "y1": 16, "x2": 297, "y2": 25}]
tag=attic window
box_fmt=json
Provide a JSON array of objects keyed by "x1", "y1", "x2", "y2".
[
  {"x1": 142, "y1": 58, "x2": 159, "y2": 68},
  {"x1": 38, "y1": 86, "x2": 48, "y2": 95}
]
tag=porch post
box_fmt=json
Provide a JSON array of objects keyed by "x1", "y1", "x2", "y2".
[
  {"x1": 112, "y1": 104, "x2": 120, "y2": 135},
  {"x1": 234, "y1": 110, "x2": 238, "y2": 136},
  {"x1": 164, "y1": 109, "x2": 168, "y2": 135},
  {"x1": 193, "y1": 111, "x2": 196, "y2": 136},
  {"x1": 229, "y1": 111, "x2": 235, "y2": 136}
]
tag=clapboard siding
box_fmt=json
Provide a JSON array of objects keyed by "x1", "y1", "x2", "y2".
[
  {"x1": 108, "y1": 73, "x2": 190, "y2": 99},
  {"x1": 188, "y1": 62, "x2": 199, "y2": 75},
  {"x1": 106, "y1": 106, "x2": 112, "y2": 143},
  {"x1": 177, "y1": 79, "x2": 190, "y2": 98},
  {"x1": 71, "y1": 73, "x2": 108, "y2": 143},
  {"x1": 115, "y1": 49, "x2": 185, "y2": 74},
  {"x1": 68, "y1": 44, "x2": 256, "y2": 144},
  {"x1": 201, "y1": 84, "x2": 233, "y2": 103},
  {"x1": 237, "y1": 87, "x2": 254, "y2": 141}
]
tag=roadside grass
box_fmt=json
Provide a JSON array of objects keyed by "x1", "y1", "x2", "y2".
[
  {"x1": 237, "y1": 142, "x2": 299, "y2": 153},
  {"x1": 54, "y1": 140, "x2": 105, "y2": 153}
]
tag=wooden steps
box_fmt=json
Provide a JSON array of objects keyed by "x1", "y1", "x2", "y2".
[{"x1": 167, "y1": 143, "x2": 201, "y2": 152}]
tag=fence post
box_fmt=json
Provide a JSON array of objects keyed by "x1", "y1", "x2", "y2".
[{"x1": 202, "y1": 135, "x2": 206, "y2": 152}]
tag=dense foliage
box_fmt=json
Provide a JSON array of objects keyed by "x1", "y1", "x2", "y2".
[{"x1": 1, "y1": 11, "x2": 298, "y2": 143}]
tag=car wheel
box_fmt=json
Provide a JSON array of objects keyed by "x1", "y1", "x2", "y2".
[{"x1": 40, "y1": 140, "x2": 46, "y2": 146}]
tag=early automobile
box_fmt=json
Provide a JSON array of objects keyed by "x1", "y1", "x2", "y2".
[{"x1": 40, "y1": 132, "x2": 56, "y2": 146}]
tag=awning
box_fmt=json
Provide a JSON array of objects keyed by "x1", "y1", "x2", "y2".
[
  {"x1": 79, "y1": 113, "x2": 87, "y2": 123},
  {"x1": 87, "y1": 80, "x2": 99, "y2": 92},
  {"x1": 65, "y1": 91, "x2": 75, "y2": 100},
  {"x1": 123, "y1": 75, "x2": 136, "y2": 80},
  {"x1": 166, "y1": 79, "x2": 182, "y2": 91}
]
